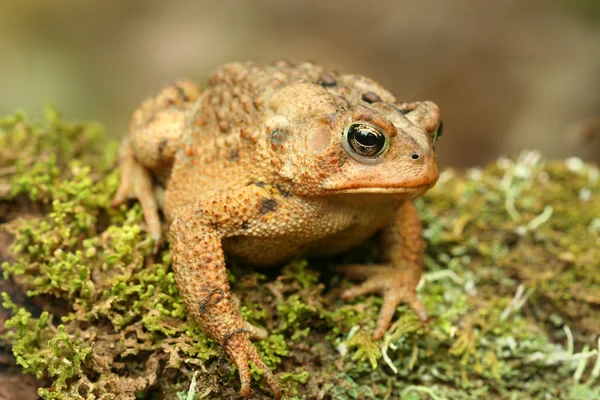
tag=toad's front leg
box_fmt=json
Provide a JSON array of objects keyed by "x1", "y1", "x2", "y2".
[
  {"x1": 169, "y1": 188, "x2": 282, "y2": 399},
  {"x1": 337, "y1": 200, "x2": 428, "y2": 339}
]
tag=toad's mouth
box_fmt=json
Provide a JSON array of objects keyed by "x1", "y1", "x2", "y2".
[
  {"x1": 321, "y1": 161, "x2": 439, "y2": 197},
  {"x1": 323, "y1": 183, "x2": 434, "y2": 198}
]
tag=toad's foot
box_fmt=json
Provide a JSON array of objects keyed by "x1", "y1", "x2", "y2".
[
  {"x1": 337, "y1": 264, "x2": 428, "y2": 340},
  {"x1": 224, "y1": 330, "x2": 281, "y2": 399},
  {"x1": 111, "y1": 139, "x2": 161, "y2": 253}
]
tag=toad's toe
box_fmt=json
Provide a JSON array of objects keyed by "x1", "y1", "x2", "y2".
[{"x1": 224, "y1": 331, "x2": 281, "y2": 399}]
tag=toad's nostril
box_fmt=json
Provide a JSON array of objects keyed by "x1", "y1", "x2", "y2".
[{"x1": 411, "y1": 152, "x2": 421, "y2": 160}]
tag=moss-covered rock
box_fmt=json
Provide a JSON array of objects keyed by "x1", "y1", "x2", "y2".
[{"x1": 0, "y1": 109, "x2": 598, "y2": 399}]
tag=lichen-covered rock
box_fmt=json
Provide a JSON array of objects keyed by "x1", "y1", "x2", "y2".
[{"x1": 0, "y1": 109, "x2": 598, "y2": 399}]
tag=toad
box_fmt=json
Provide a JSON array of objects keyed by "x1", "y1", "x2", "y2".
[{"x1": 112, "y1": 60, "x2": 442, "y2": 398}]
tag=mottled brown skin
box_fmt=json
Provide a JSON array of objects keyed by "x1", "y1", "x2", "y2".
[{"x1": 112, "y1": 60, "x2": 441, "y2": 399}]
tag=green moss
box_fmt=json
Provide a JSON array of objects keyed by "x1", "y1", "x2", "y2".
[
  {"x1": 281, "y1": 259, "x2": 320, "y2": 289},
  {"x1": 280, "y1": 369, "x2": 309, "y2": 397},
  {"x1": 1, "y1": 293, "x2": 93, "y2": 399},
  {"x1": 329, "y1": 372, "x2": 376, "y2": 399},
  {"x1": 255, "y1": 334, "x2": 289, "y2": 370},
  {"x1": 346, "y1": 328, "x2": 381, "y2": 370},
  {"x1": 1, "y1": 111, "x2": 599, "y2": 399},
  {"x1": 321, "y1": 303, "x2": 374, "y2": 338},
  {"x1": 1, "y1": 293, "x2": 55, "y2": 377},
  {"x1": 38, "y1": 325, "x2": 94, "y2": 398},
  {"x1": 276, "y1": 294, "x2": 316, "y2": 332}
]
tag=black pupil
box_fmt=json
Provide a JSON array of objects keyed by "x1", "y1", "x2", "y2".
[
  {"x1": 347, "y1": 124, "x2": 386, "y2": 157},
  {"x1": 356, "y1": 130, "x2": 378, "y2": 146}
]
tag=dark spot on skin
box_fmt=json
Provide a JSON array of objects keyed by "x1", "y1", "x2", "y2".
[
  {"x1": 383, "y1": 102, "x2": 412, "y2": 115},
  {"x1": 254, "y1": 181, "x2": 266, "y2": 188},
  {"x1": 361, "y1": 92, "x2": 382, "y2": 104},
  {"x1": 274, "y1": 183, "x2": 292, "y2": 198},
  {"x1": 258, "y1": 198, "x2": 278, "y2": 215},
  {"x1": 227, "y1": 148, "x2": 239, "y2": 160},
  {"x1": 241, "y1": 221, "x2": 249, "y2": 230},
  {"x1": 175, "y1": 84, "x2": 188, "y2": 101},
  {"x1": 317, "y1": 74, "x2": 337, "y2": 87},
  {"x1": 198, "y1": 287, "x2": 225, "y2": 314},
  {"x1": 222, "y1": 328, "x2": 250, "y2": 348},
  {"x1": 270, "y1": 129, "x2": 288, "y2": 146},
  {"x1": 158, "y1": 138, "x2": 168, "y2": 157},
  {"x1": 336, "y1": 95, "x2": 350, "y2": 109}
]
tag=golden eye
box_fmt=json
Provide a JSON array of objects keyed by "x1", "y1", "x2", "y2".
[
  {"x1": 433, "y1": 120, "x2": 443, "y2": 144},
  {"x1": 343, "y1": 123, "x2": 388, "y2": 161}
]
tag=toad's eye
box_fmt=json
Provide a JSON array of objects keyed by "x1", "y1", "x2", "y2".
[
  {"x1": 343, "y1": 122, "x2": 388, "y2": 162},
  {"x1": 433, "y1": 120, "x2": 443, "y2": 144}
]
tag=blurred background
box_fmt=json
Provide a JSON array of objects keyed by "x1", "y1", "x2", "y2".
[{"x1": 1, "y1": 0, "x2": 599, "y2": 167}]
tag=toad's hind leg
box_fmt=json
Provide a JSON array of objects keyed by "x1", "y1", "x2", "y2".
[
  {"x1": 112, "y1": 80, "x2": 201, "y2": 252},
  {"x1": 128, "y1": 80, "x2": 201, "y2": 171},
  {"x1": 112, "y1": 137, "x2": 161, "y2": 249}
]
